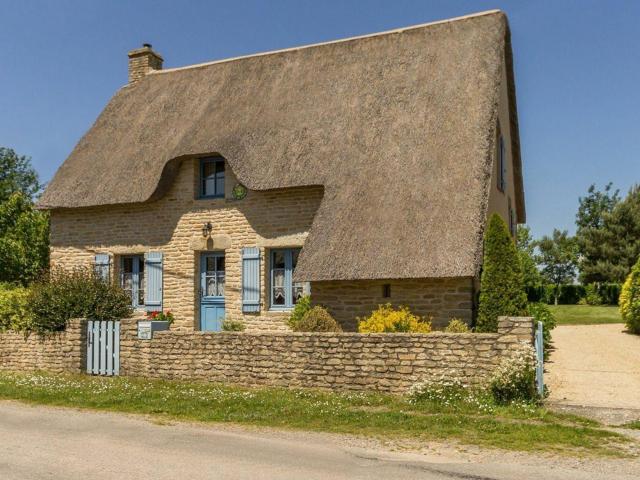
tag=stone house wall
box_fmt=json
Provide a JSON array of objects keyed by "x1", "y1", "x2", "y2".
[
  {"x1": 49, "y1": 158, "x2": 478, "y2": 331},
  {"x1": 312, "y1": 277, "x2": 474, "y2": 330}
]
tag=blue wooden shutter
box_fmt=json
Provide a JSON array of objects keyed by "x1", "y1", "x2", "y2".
[
  {"x1": 242, "y1": 247, "x2": 261, "y2": 312},
  {"x1": 144, "y1": 252, "x2": 163, "y2": 311},
  {"x1": 94, "y1": 254, "x2": 110, "y2": 282}
]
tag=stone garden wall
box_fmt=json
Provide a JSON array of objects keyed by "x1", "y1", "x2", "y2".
[
  {"x1": 0, "y1": 317, "x2": 533, "y2": 394},
  {"x1": 0, "y1": 319, "x2": 86, "y2": 374}
]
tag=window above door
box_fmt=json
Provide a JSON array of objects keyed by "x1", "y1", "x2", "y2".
[{"x1": 199, "y1": 156, "x2": 225, "y2": 198}]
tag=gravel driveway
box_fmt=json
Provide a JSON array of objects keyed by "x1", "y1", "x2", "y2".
[{"x1": 547, "y1": 324, "x2": 640, "y2": 412}]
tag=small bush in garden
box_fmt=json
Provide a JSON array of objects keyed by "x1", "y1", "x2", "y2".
[
  {"x1": 147, "y1": 310, "x2": 175, "y2": 325},
  {"x1": 0, "y1": 283, "x2": 32, "y2": 332},
  {"x1": 287, "y1": 295, "x2": 311, "y2": 330},
  {"x1": 477, "y1": 214, "x2": 528, "y2": 332},
  {"x1": 581, "y1": 283, "x2": 603, "y2": 306},
  {"x1": 222, "y1": 319, "x2": 246, "y2": 332},
  {"x1": 489, "y1": 347, "x2": 539, "y2": 405},
  {"x1": 444, "y1": 318, "x2": 471, "y2": 333},
  {"x1": 28, "y1": 267, "x2": 133, "y2": 333},
  {"x1": 294, "y1": 306, "x2": 342, "y2": 332},
  {"x1": 525, "y1": 302, "x2": 556, "y2": 355},
  {"x1": 620, "y1": 256, "x2": 640, "y2": 334},
  {"x1": 358, "y1": 304, "x2": 432, "y2": 333}
]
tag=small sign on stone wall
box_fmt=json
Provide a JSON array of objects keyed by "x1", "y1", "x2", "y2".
[{"x1": 137, "y1": 321, "x2": 169, "y2": 340}]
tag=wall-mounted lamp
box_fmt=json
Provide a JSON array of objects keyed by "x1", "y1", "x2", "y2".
[{"x1": 202, "y1": 222, "x2": 213, "y2": 238}]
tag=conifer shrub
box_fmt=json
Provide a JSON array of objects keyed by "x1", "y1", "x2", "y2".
[
  {"x1": 358, "y1": 304, "x2": 432, "y2": 333},
  {"x1": 294, "y1": 306, "x2": 342, "y2": 332},
  {"x1": 620, "y1": 257, "x2": 640, "y2": 334},
  {"x1": 476, "y1": 214, "x2": 527, "y2": 332},
  {"x1": 287, "y1": 295, "x2": 311, "y2": 330}
]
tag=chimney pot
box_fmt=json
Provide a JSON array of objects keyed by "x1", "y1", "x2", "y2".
[{"x1": 127, "y1": 44, "x2": 163, "y2": 84}]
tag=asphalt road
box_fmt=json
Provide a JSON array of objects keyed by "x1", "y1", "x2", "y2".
[{"x1": 0, "y1": 401, "x2": 637, "y2": 480}]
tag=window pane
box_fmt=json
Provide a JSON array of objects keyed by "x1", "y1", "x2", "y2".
[
  {"x1": 272, "y1": 269, "x2": 285, "y2": 305},
  {"x1": 272, "y1": 251, "x2": 285, "y2": 269},
  {"x1": 138, "y1": 267, "x2": 145, "y2": 305},
  {"x1": 204, "y1": 178, "x2": 216, "y2": 196},
  {"x1": 215, "y1": 174, "x2": 224, "y2": 195},
  {"x1": 206, "y1": 256, "x2": 216, "y2": 273},
  {"x1": 203, "y1": 161, "x2": 216, "y2": 178},
  {"x1": 216, "y1": 272, "x2": 225, "y2": 296},
  {"x1": 122, "y1": 257, "x2": 134, "y2": 274},
  {"x1": 216, "y1": 256, "x2": 225, "y2": 272},
  {"x1": 206, "y1": 276, "x2": 216, "y2": 296},
  {"x1": 292, "y1": 283, "x2": 304, "y2": 304},
  {"x1": 291, "y1": 249, "x2": 299, "y2": 269}
]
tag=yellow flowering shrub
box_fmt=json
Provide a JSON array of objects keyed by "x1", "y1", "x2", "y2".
[
  {"x1": 357, "y1": 304, "x2": 432, "y2": 333},
  {"x1": 444, "y1": 318, "x2": 471, "y2": 333},
  {"x1": 620, "y1": 257, "x2": 640, "y2": 334}
]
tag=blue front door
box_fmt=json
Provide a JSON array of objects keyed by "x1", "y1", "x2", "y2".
[{"x1": 200, "y1": 252, "x2": 225, "y2": 331}]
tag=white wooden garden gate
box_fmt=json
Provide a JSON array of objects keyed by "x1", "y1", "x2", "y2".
[{"x1": 86, "y1": 320, "x2": 120, "y2": 376}]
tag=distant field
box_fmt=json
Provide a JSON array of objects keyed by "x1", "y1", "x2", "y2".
[{"x1": 549, "y1": 305, "x2": 622, "y2": 325}]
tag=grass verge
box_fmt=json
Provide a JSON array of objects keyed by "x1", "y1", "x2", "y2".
[
  {"x1": 0, "y1": 371, "x2": 631, "y2": 457},
  {"x1": 549, "y1": 305, "x2": 622, "y2": 325}
]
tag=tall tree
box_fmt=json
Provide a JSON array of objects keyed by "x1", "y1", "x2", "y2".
[
  {"x1": 537, "y1": 229, "x2": 578, "y2": 305},
  {"x1": 0, "y1": 148, "x2": 49, "y2": 285},
  {"x1": 577, "y1": 184, "x2": 640, "y2": 283},
  {"x1": 0, "y1": 148, "x2": 42, "y2": 202},
  {"x1": 476, "y1": 214, "x2": 527, "y2": 332},
  {"x1": 600, "y1": 186, "x2": 640, "y2": 281},
  {"x1": 575, "y1": 183, "x2": 620, "y2": 283},
  {"x1": 516, "y1": 225, "x2": 543, "y2": 291},
  {"x1": 576, "y1": 183, "x2": 620, "y2": 231}
]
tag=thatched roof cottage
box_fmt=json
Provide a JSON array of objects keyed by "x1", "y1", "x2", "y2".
[{"x1": 40, "y1": 10, "x2": 525, "y2": 331}]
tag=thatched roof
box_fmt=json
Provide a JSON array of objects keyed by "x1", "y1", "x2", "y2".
[{"x1": 40, "y1": 10, "x2": 525, "y2": 282}]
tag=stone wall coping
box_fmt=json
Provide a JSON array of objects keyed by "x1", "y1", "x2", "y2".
[{"x1": 149, "y1": 330, "x2": 501, "y2": 339}]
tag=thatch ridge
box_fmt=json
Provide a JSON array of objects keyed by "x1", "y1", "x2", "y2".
[{"x1": 40, "y1": 10, "x2": 524, "y2": 282}]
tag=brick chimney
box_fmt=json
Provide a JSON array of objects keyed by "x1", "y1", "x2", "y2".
[{"x1": 127, "y1": 43, "x2": 163, "y2": 84}]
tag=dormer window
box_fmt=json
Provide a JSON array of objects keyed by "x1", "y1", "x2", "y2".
[{"x1": 200, "y1": 157, "x2": 225, "y2": 198}]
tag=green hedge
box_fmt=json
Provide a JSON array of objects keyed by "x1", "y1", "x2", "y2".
[{"x1": 526, "y1": 283, "x2": 621, "y2": 305}]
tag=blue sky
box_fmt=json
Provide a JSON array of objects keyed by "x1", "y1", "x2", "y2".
[{"x1": 1, "y1": 0, "x2": 638, "y2": 238}]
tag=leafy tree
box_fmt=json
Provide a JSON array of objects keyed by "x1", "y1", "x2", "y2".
[
  {"x1": 0, "y1": 192, "x2": 49, "y2": 285},
  {"x1": 516, "y1": 225, "x2": 543, "y2": 291},
  {"x1": 477, "y1": 214, "x2": 527, "y2": 332},
  {"x1": 0, "y1": 148, "x2": 42, "y2": 202},
  {"x1": 536, "y1": 229, "x2": 578, "y2": 305}
]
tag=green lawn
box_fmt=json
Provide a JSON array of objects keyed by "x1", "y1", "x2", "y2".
[
  {"x1": 549, "y1": 305, "x2": 622, "y2": 325},
  {"x1": 0, "y1": 371, "x2": 631, "y2": 457}
]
